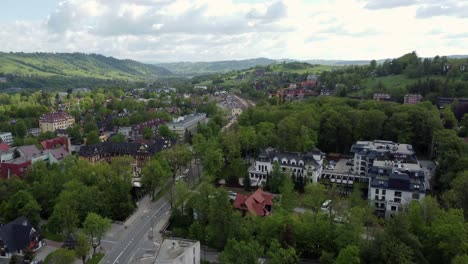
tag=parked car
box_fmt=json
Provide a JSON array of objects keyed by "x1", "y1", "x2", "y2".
[
  {"x1": 326, "y1": 165, "x2": 335, "y2": 170},
  {"x1": 346, "y1": 159, "x2": 354, "y2": 165},
  {"x1": 228, "y1": 191, "x2": 237, "y2": 200}
]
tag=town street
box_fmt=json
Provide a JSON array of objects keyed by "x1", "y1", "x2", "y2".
[{"x1": 100, "y1": 159, "x2": 202, "y2": 264}]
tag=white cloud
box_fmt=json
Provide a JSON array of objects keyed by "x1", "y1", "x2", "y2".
[{"x1": 0, "y1": 0, "x2": 467, "y2": 62}]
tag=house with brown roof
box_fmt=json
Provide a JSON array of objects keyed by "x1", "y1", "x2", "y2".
[{"x1": 234, "y1": 188, "x2": 273, "y2": 216}]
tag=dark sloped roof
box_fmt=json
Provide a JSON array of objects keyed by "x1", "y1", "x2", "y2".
[
  {"x1": 79, "y1": 138, "x2": 176, "y2": 157},
  {"x1": 0, "y1": 216, "x2": 37, "y2": 252}
]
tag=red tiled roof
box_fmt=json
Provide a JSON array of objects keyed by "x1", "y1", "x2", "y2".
[
  {"x1": 234, "y1": 188, "x2": 273, "y2": 216},
  {"x1": 41, "y1": 137, "x2": 68, "y2": 150},
  {"x1": 0, "y1": 143, "x2": 9, "y2": 151}
]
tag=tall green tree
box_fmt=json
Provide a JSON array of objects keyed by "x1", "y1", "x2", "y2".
[
  {"x1": 83, "y1": 212, "x2": 111, "y2": 255},
  {"x1": 218, "y1": 239, "x2": 262, "y2": 264},
  {"x1": 75, "y1": 232, "x2": 91, "y2": 264},
  {"x1": 335, "y1": 245, "x2": 360, "y2": 264},
  {"x1": 267, "y1": 240, "x2": 299, "y2": 264},
  {"x1": 142, "y1": 159, "x2": 172, "y2": 200}
]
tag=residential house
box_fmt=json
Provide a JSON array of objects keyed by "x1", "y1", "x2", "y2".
[
  {"x1": 0, "y1": 217, "x2": 43, "y2": 259},
  {"x1": 167, "y1": 113, "x2": 207, "y2": 141},
  {"x1": 437, "y1": 97, "x2": 468, "y2": 109},
  {"x1": 154, "y1": 238, "x2": 200, "y2": 264},
  {"x1": 404, "y1": 94, "x2": 423, "y2": 104},
  {"x1": 27, "y1": 128, "x2": 41, "y2": 137},
  {"x1": 350, "y1": 140, "x2": 426, "y2": 217},
  {"x1": 248, "y1": 147, "x2": 325, "y2": 187},
  {"x1": 234, "y1": 188, "x2": 273, "y2": 216},
  {"x1": 0, "y1": 132, "x2": 13, "y2": 146},
  {"x1": 39, "y1": 112, "x2": 75, "y2": 133},
  {"x1": 194, "y1": 86, "x2": 207, "y2": 90}
]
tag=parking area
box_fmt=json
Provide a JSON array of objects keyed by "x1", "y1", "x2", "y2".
[{"x1": 324, "y1": 159, "x2": 353, "y2": 174}]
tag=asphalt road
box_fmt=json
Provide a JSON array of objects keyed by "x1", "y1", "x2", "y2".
[
  {"x1": 101, "y1": 159, "x2": 201, "y2": 264},
  {"x1": 101, "y1": 198, "x2": 170, "y2": 264}
]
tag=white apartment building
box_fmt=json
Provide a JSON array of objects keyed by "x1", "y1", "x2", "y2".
[
  {"x1": 248, "y1": 147, "x2": 325, "y2": 186},
  {"x1": 351, "y1": 140, "x2": 426, "y2": 217},
  {"x1": 167, "y1": 113, "x2": 207, "y2": 141},
  {"x1": 0, "y1": 132, "x2": 13, "y2": 146},
  {"x1": 154, "y1": 238, "x2": 200, "y2": 264}
]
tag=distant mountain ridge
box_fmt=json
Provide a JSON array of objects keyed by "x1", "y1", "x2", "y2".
[
  {"x1": 0, "y1": 52, "x2": 172, "y2": 81},
  {"x1": 156, "y1": 55, "x2": 468, "y2": 75},
  {"x1": 155, "y1": 58, "x2": 276, "y2": 75}
]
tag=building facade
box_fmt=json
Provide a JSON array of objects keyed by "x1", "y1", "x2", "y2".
[
  {"x1": 404, "y1": 94, "x2": 423, "y2": 104},
  {"x1": 39, "y1": 112, "x2": 75, "y2": 133},
  {"x1": 351, "y1": 140, "x2": 426, "y2": 217},
  {"x1": 0, "y1": 132, "x2": 13, "y2": 146},
  {"x1": 167, "y1": 113, "x2": 207, "y2": 141},
  {"x1": 248, "y1": 147, "x2": 324, "y2": 187}
]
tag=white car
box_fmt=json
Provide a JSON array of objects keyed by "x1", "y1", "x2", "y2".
[
  {"x1": 228, "y1": 191, "x2": 237, "y2": 200},
  {"x1": 326, "y1": 165, "x2": 335, "y2": 170}
]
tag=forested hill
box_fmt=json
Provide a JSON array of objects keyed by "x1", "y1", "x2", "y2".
[
  {"x1": 0, "y1": 52, "x2": 172, "y2": 81},
  {"x1": 155, "y1": 57, "x2": 276, "y2": 75}
]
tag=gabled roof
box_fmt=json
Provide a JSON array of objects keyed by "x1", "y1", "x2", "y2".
[
  {"x1": 0, "y1": 216, "x2": 37, "y2": 252},
  {"x1": 17, "y1": 145, "x2": 41, "y2": 157},
  {"x1": 234, "y1": 188, "x2": 273, "y2": 216}
]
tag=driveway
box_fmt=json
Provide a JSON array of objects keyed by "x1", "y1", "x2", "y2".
[{"x1": 34, "y1": 240, "x2": 60, "y2": 262}]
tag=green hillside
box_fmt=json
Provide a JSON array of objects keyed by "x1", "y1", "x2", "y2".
[
  {"x1": 0, "y1": 52, "x2": 172, "y2": 81},
  {"x1": 156, "y1": 58, "x2": 276, "y2": 75}
]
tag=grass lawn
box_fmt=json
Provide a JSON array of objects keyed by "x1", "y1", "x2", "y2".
[
  {"x1": 87, "y1": 253, "x2": 105, "y2": 264},
  {"x1": 41, "y1": 230, "x2": 65, "y2": 242}
]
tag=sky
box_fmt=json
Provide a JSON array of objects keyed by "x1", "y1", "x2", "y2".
[{"x1": 0, "y1": 0, "x2": 467, "y2": 62}]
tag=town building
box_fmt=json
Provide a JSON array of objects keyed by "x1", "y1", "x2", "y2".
[
  {"x1": 0, "y1": 132, "x2": 13, "y2": 146},
  {"x1": 0, "y1": 217, "x2": 43, "y2": 259},
  {"x1": 437, "y1": 97, "x2": 468, "y2": 109},
  {"x1": 154, "y1": 238, "x2": 200, "y2": 264},
  {"x1": 248, "y1": 147, "x2": 325, "y2": 187},
  {"x1": 194, "y1": 85, "x2": 207, "y2": 90},
  {"x1": 231, "y1": 107, "x2": 242, "y2": 116},
  {"x1": 373, "y1": 93, "x2": 392, "y2": 101},
  {"x1": 78, "y1": 138, "x2": 175, "y2": 187},
  {"x1": 234, "y1": 188, "x2": 273, "y2": 216},
  {"x1": 350, "y1": 140, "x2": 426, "y2": 217},
  {"x1": 167, "y1": 113, "x2": 207, "y2": 141},
  {"x1": 39, "y1": 112, "x2": 75, "y2": 133},
  {"x1": 0, "y1": 138, "x2": 71, "y2": 179},
  {"x1": 404, "y1": 94, "x2": 423, "y2": 104},
  {"x1": 27, "y1": 128, "x2": 41, "y2": 137}
]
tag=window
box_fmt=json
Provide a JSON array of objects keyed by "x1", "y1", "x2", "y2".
[
  {"x1": 391, "y1": 206, "x2": 397, "y2": 211},
  {"x1": 375, "y1": 189, "x2": 379, "y2": 194},
  {"x1": 394, "y1": 198, "x2": 401, "y2": 203},
  {"x1": 412, "y1": 193, "x2": 420, "y2": 200},
  {"x1": 382, "y1": 190, "x2": 386, "y2": 195},
  {"x1": 395, "y1": 191, "x2": 402, "y2": 197},
  {"x1": 374, "y1": 195, "x2": 379, "y2": 200}
]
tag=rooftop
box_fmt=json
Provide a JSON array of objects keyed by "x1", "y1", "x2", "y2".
[
  {"x1": 351, "y1": 140, "x2": 415, "y2": 157},
  {"x1": 39, "y1": 111, "x2": 74, "y2": 123},
  {"x1": 0, "y1": 216, "x2": 38, "y2": 253},
  {"x1": 154, "y1": 238, "x2": 199, "y2": 264},
  {"x1": 167, "y1": 113, "x2": 206, "y2": 126}
]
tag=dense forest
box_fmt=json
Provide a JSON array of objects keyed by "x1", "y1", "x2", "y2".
[{"x1": 0, "y1": 52, "x2": 172, "y2": 82}]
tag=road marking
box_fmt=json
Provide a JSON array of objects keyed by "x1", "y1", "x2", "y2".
[
  {"x1": 112, "y1": 201, "x2": 169, "y2": 264},
  {"x1": 101, "y1": 240, "x2": 117, "y2": 244}
]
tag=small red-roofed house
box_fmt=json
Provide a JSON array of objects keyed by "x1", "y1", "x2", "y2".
[{"x1": 234, "y1": 188, "x2": 273, "y2": 216}]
